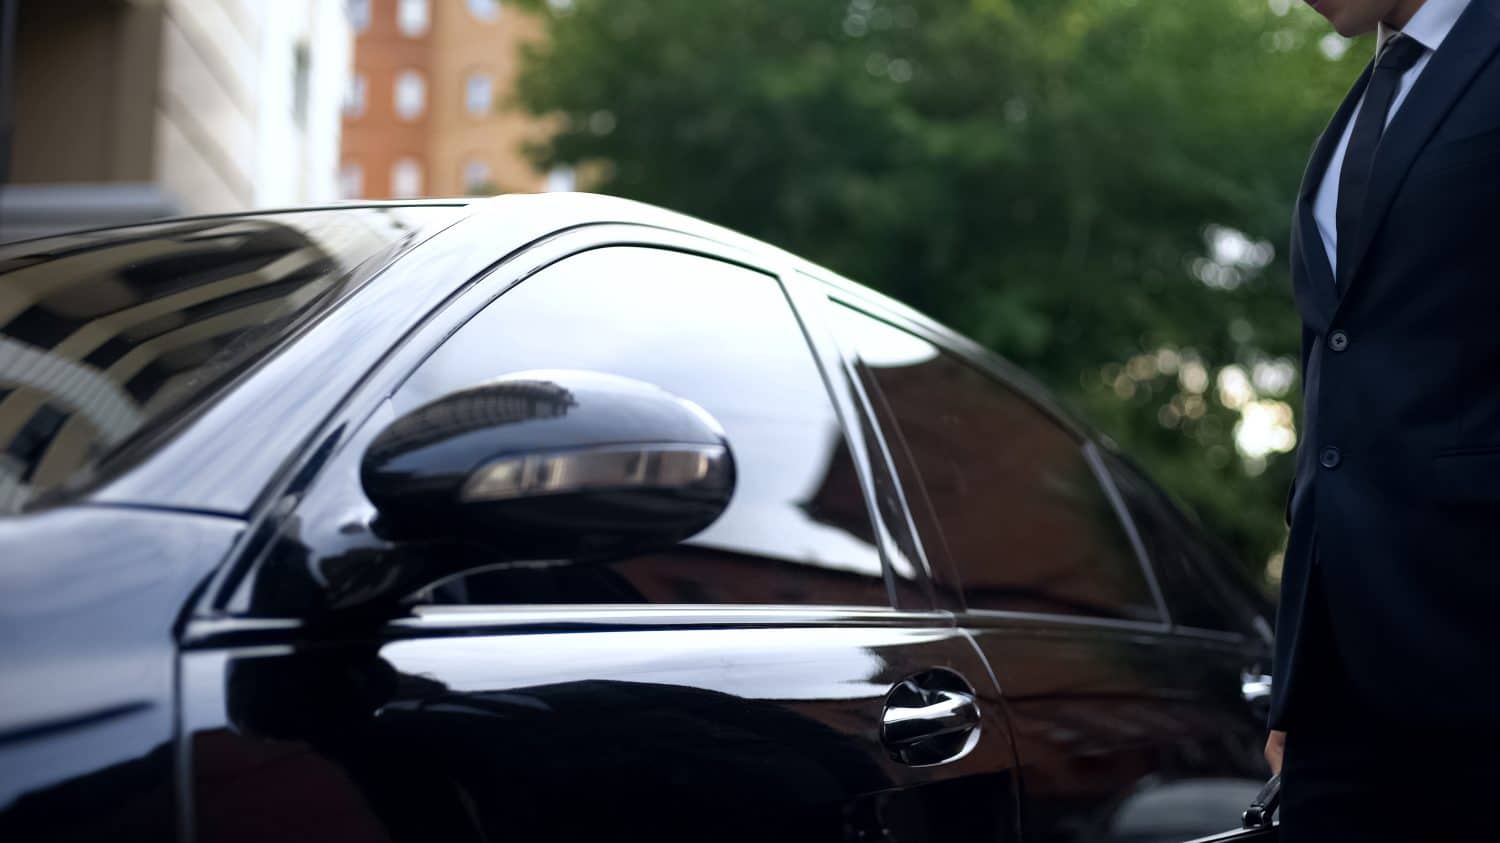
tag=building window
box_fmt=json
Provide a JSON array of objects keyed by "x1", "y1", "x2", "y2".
[
  {"x1": 340, "y1": 162, "x2": 363, "y2": 199},
  {"x1": 344, "y1": 73, "x2": 367, "y2": 118},
  {"x1": 391, "y1": 158, "x2": 424, "y2": 198},
  {"x1": 348, "y1": 0, "x2": 370, "y2": 32},
  {"x1": 545, "y1": 166, "x2": 576, "y2": 192},
  {"x1": 394, "y1": 70, "x2": 426, "y2": 121},
  {"x1": 467, "y1": 0, "x2": 502, "y2": 22},
  {"x1": 462, "y1": 158, "x2": 493, "y2": 194},
  {"x1": 398, "y1": 0, "x2": 430, "y2": 37},
  {"x1": 464, "y1": 72, "x2": 493, "y2": 117}
]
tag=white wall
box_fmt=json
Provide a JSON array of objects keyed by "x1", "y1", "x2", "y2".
[
  {"x1": 249, "y1": 0, "x2": 351, "y2": 207},
  {"x1": 156, "y1": 0, "x2": 351, "y2": 215}
]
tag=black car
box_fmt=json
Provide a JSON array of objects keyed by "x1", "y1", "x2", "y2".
[{"x1": 0, "y1": 196, "x2": 1276, "y2": 843}]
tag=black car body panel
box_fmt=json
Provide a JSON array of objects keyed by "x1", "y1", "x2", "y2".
[
  {"x1": 0, "y1": 195, "x2": 1273, "y2": 843},
  {"x1": 0, "y1": 506, "x2": 242, "y2": 841}
]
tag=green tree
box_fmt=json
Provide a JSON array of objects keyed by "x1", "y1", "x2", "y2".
[{"x1": 512, "y1": 0, "x2": 1365, "y2": 585}]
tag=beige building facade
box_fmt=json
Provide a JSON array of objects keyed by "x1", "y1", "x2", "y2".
[
  {"x1": 5, "y1": 0, "x2": 351, "y2": 242},
  {"x1": 341, "y1": 0, "x2": 564, "y2": 200}
]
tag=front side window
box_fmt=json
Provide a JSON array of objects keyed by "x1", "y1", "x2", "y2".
[
  {"x1": 398, "y1": 248, "x2": 890, "y2": 607},
  {"x1": 831, "y1": 304, "x2": 1161, "y2": 622},
  {"x1": 0, "y1": 208, "x2": 447, "y2": 514},
  {"x1": 1106, "y1": 454, "x2": 1269, "y2": 634}
]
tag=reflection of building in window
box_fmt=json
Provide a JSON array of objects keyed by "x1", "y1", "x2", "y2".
[
  {"x1": 462, "y1": 158, "x2": 492, "y2": 193},
  {"x1": 339, "y1": 162, "x2": 364, "y2": 199},
  {"x1": 0, "y1": 209, "x2": 442, "y2": 514},
  {"x1": 0, "y1": 220, "x2": 329, "y2": 512},
  {"x1": 465, "y1": 72, "x2": 494, "y2": 117},
  {"x1": 397, "y1": 0, "x2": 430, "y2": 37},
  {"x1": 394, "y1": 70, "x2": 426, "y2": 121},
  {"x1": 391, "y1": 158, "x2": 424, "y2": 197}
]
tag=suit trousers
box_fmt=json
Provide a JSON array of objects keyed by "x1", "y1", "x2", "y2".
[{"x1": 1280, "y1": 557, "x2": 1499, "y2": 842}]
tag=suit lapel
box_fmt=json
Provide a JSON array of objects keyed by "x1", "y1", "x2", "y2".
[
  {"x1": 1293, "y1": 62, "x2": 1372, "y2": 327},
  {"x1": 1294, "y1": 202, "x2": 1340, "y2": 330},
  {"x1": 1336, "y1": 0, "x2": 1500, "y2": 308}
]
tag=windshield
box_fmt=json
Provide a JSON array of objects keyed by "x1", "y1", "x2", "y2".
[{"x1": 0, "y1": 206, "x2": 459, "y2": 514}]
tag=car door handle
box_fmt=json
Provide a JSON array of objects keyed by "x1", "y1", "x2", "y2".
[{"x1": 882, "y1": 688, "x2": 981, "y2": 746}]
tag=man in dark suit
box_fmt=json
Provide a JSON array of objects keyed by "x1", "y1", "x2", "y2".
[{"x1": 1265, "y1": 0, "x2": 1500, "y2": 837}]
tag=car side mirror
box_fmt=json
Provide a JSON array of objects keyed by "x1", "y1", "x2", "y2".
[{"x1": 360, "y1": 370, "x2": 736, "y2": 561}]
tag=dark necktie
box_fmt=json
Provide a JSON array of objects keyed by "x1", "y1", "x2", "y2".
[{"x1": 1335, "y1": 34, "x2": 1427, "y2": 290}]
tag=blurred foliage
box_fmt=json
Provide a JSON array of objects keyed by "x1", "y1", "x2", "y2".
[{"x1": 511, "y1": 0, "x2": 1367, "y2": 584}]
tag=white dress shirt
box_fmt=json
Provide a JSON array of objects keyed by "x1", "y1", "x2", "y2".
[{"x1": 1312, "y1": 0, "x2": 1473, "y2": 280}]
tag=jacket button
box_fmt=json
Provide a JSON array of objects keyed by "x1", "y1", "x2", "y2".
[
  {"x1": 1319, "y1": 446, "x2": 1342, "y2": 469},
  {"x1": 1328, "y1": 330, "x2": 1350, "y2": 352}
]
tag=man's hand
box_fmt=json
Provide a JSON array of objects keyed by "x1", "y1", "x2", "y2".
[{"x1": 1264, "y1": 730, "x2": 1286, "y2": 775}]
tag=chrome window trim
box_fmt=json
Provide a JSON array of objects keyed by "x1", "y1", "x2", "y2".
[
  {"x1": 181, "y1": 606, "x2": 959, "y2": 649},
  {"x1": 183, "y1": 607, "x2": 1260, "y2": 651},
  {"x1": 779, "y1": 272, "x2": 936, "y2": 609},
  {"x1": 400, "y1": 605, "x2": 951, "y2": 628}
]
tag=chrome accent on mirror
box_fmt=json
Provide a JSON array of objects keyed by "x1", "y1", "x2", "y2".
[{"x1": 460, "y1": 443, "x2": 728, "y2": 503}]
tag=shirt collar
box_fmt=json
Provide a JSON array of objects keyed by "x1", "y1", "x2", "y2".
[{"x1": 1377, "y1": 0, "x2": 1472, "y2": 52}]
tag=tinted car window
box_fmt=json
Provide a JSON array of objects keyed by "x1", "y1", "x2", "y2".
[
  {"x1": 400, "y1": 247, "x2": 890, "y2": 607},
  {"x1": 0, "y1": 207, "x2": 448, "y2": 513},
  {"x1": 1106, "y1": 454, "x2": 1269, "y2": 634},
  {"x1": 830, "y1": 304, "x2": 1161, "y2": 622}
]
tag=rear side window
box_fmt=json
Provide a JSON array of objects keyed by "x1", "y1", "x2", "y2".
[
  {"x1": 400, "y1": 247, "x2": 891, "y2": 608},
  {"x1": 0, "y1": 208, "x2": 448, "y2": 513},
  {"x1": 831, "y1": 304, "x2": 1162, "y2": 623},
  {"x1": 1106, "y1": 455, "x2": 1269, "y2": 634}
]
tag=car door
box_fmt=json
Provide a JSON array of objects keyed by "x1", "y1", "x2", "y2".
[
  {"x1": 179, "y1": 238, "x2": 1023, "y2": 842},
  {"x1": 824, "y1": 299, "x2": 1271, "y2": 843}
]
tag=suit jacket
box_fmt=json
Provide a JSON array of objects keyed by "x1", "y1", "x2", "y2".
[{"x1": 1273, "y1": 0, "x2": 1500, "y2": 730}]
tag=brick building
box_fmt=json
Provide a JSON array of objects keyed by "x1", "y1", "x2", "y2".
[{"x1": 340, "y1": 0, "x2": 566, "y2": 200}]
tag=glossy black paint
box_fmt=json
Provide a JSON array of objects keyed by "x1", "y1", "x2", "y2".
[
  {"x1": 0, "y1": 506, "x2": 241, "y2": 841},
  {"x1": 0, "y1": 196, "x2": 1273, "y2": 843},
  {"x1": 181, "y1": 611, "x2": 1021, "y2": 843}
]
